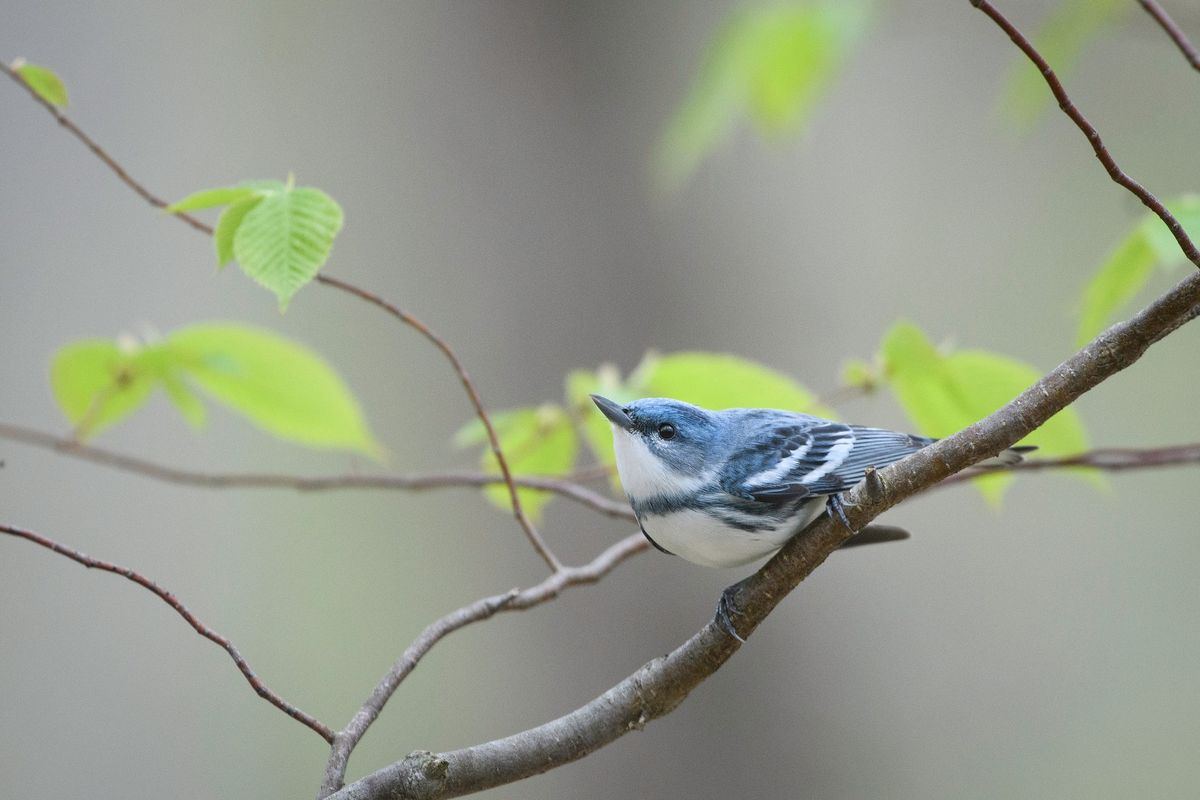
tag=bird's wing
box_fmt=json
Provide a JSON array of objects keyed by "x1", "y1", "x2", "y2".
[{"x1": 723, "y1": 421, "x2": 933, "y2": 502}]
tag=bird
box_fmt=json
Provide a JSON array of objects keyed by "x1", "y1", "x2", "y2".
[{"x1": 591, "y1": 394, "x2": 1032, "y2": 570}]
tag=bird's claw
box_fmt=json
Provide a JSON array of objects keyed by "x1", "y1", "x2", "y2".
[
  {"x1": 715, "y1": 584, "x2": 747, "y2": 643},
  {"x1": 826, "y1": 493, "x2": 857, "y2": 533}
]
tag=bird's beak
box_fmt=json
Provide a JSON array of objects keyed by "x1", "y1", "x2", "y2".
[{"x1": 590, "y1": 394, "x2": 633, "y2": 431}]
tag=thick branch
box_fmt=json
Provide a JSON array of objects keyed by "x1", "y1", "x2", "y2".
[
  {"x1": 0, "y1": 523, "x2": 334, "y2": 743},
  {"x1": 326, "y1": 247, "x2": 1200, "y2": 800},
  {"x1": 317, "y1": 533, "x2": 648, "y2": 797}
]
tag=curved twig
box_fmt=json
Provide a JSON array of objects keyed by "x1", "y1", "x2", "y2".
[
  {"x1": 0, "y1": 523, "x2": 334, "y2": 743},
  {"x1": 313, "y1": 274, "x2": 561, "y2": 571},
  {"x1": 1138, "y1": 0, "x2": 1200, "y2": 71}
]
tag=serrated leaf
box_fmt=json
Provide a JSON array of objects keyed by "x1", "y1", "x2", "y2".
[
  {"x1": 15, "y1": 61, "x2": 68, "y2": 107},
  {"x1": 214, "y1": 195, "x2": 264, "y2": 268},
  {"x1": 232, "y1": 186, "x2": 343, "y2": 310},
  {"x1": 880, "y1": 321, "x2": 1093, "y2": 504},
  {"x1": 654, "y1": 2, "x2": 870, "y2": 189},
  {"x1": 50, "y1": 340, "x2": 156, "y2": 438},
  {"x1": 1001, "y1": 0, "x2": 1127, "y2": 126},
  {"x1": 1076, "y1": 196, "x2": 1200, "y2": 345},
  {"x1": 167, "y1": 323, "x2": 378, "y2": 456},
  {"x1": 640, "y1": 351, "x2": 832, "y2": 418},
  {"x1": 471, "y1": 405, "x2": 578, "y2": 520},
  {"x1": 167, "y1": 186, "x2": 261, "y2": 213}
]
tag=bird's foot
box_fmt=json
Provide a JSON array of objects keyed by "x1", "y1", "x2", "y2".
[
  {"x1": 715, "y1": 581, "x2": 748, "y2": 643},
  {"x1": 826, "y1": 493, "x2": 857, "y2": 533}
]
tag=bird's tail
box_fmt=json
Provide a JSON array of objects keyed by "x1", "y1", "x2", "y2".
[{"x1": 974, "y1": 445, "x2": 1036, "y2": 468}]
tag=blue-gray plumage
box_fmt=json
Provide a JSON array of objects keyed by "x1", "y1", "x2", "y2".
[{"x1": 591, "y1": 395, "x2": 1031, "y2": 569}]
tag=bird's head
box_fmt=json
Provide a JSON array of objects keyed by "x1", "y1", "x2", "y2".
[{"x1": 590, "y1": 395, "x2": 717, "y2": 497}]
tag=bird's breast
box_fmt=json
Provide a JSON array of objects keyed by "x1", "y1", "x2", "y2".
[{"x1": 639, "y1": 504, "x2": 820, "y2": 568}]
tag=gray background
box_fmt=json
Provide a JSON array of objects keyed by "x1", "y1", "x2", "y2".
[{"x1": 2, "y1": 2, "x2": 1198, "y2": 798}]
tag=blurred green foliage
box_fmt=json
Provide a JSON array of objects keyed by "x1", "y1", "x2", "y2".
[
  {"x1": 1077, "y1": 196, "x2": 1200, "y2": 345},
  {"x1": 1000, "y1": 0, "x2": 1128, "y2": 126},
  {"x1": 879, "y1": 321, "x2": 1093, "y2": 504},
  {"x1": 12, "y1": 59, "x2": 67, "y2": 106},
  {"x1": 51, "y1": 323, "x2": 379, "y2": 455},
  {"x1": 655, "y1": 1, "x2": 872, "y2": 189}
]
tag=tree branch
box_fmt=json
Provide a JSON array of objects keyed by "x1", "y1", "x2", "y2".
[
  {"x1": 1, "y1": 59, "x2": 560, "y2": 573},
  {"x1": 312, "y1": 274, "x2": 561, "y2": 571},
  {"x1": 0, "y1": 421, "x2": 636, "y2": 521},
  {"x1": 1138, "y1": 0, "x2": 1200, "y2": 71},
  {"x1": 318, "y1": 532, "x2": 648, "y2": 797},
  {"x1": 0, "y1": 522, "x2": 334, "y2": 743},
  {"x1": 8, "y1": 421, "x2": 1200, "y2": 525},
  {"x1": 321, "y1": 2, "x2": 1200, "y2": 795}
]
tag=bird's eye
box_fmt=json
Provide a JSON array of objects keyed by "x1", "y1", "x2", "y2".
[{"x1": 657, "y1": 422, "x2": 676, "y2": 440}]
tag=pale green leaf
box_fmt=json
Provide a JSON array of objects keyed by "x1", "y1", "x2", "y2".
[
  {"x1": 232, "y1": 186, "x2": 344, "y2": 310},
  {"x1": 1001, "y1": 0, "x2": 1127, "y2": 126},
  {"x1": 564, "y1": 364, "x2": 632, "y2": 473},
  {"x1": 167, "y1": 186, "x2": 260, "y2": 213},
  {"x1": 214, "y1": 195, "x2": 264, "y2": 268},
  {"x1": 655, "y1": 2, "x2": 871, "y2": 188},
  {"x1": 881, "y1": 321, "x2": 1092, "y2": 504},
  {"x1": 15, "y1": 61, "x2": 68, "y2": 107},
  {"x1": 839, "y1": 357, "x2": 876, "y2": 390},
  {"x1": 472, "y1": 405, "x2": 578, "y2": 520},
  {"x1": 161, "y1": 372, "x2": 207, "y2": 429},
  {"x1": 167, "y1": 323, "x2": 378, "y2": 455},
  {"x1": 639, "y1": 351, "x2": 833, "y2": 418},
  {"x1": 50, "y1": 340, "x2": 156, "y2": 437},
  {"x1": 1076, "y1": 196, "x2": 1200, "y2": 345}
]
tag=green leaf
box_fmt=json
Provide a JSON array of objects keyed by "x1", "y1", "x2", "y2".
[
  {"x1": 232, "y1": 186, "x2": 344, "y2": 310},
  {"x1": 880, "y1": 321, "x2": 1092, "y2": 504},
  {"x1": 564, "y1": 364, "x2": 631, "y2": 472},
  {"x1": 167, "y1": 323, "x2": 379, "y2": 456},
  {"x1": 463, "y1": 405, "x2": 578, "y2": 520},
  {"x1": 1076, "y1": 196, "x2": 1200, "y2": 345},
  {"x1": 50, "y1": 340, "x2": 156, "y2": 437},
  {"x1": 161, "y1": 371, "x2": 207, "y2": 429},
  {"x1": 14, "y1": 61, "x2": 68, "y2": 107},
  {"x1": 1001, "y1": 0, "x2": 1127, "y2": 126},
  {"x1": 167, "y1": 186, "x2": 261, "y2": 213},
  {"x1": 839, "y1": 357, "x2": 876, "y2": 390},
  {"x1": 639, "y1": 351, "x2": 833, "y2": 418},
  {"x1": 655, "y1": 2, "x2": 871, "y2": 188},
  {"x1": 214, "y1": 195, "x2": 264, "y2": 268}
]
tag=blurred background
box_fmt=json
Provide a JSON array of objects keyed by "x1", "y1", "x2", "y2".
[{"x1": 3, "y1": 2, "x2": 1199, "y2": 798}]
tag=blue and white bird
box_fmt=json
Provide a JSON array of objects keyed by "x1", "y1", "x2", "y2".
[{"x1": 591, "y1": 394, "x2": 1031, "y2": 569}]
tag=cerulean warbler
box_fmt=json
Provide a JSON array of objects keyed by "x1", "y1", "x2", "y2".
[{"x1": 591, "y1": 394, "x2": 1031, "y2": 569}]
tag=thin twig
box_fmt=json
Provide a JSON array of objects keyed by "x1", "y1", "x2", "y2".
[
  {"x1": 0, "y1": 421, "x2": 636, "y2": 521},
  {"x1": 2, "y1": 60, "x2": 213, "y2": 236},
  {"x1": 1138, "y1": 0, "x2": 1200, "y2": 70},
  {"x1": 1, "y1": 58, "x2": 561, "y2": 573},
  {"x1": 315, "y1": 274, "x2": 562, "y2": 572},
  {"x1": 0, "y1": 522, "x2": 334, "y2": 743},
  {"x1": 971, "y1": 0, "x2": 1200, "y2": 272},
  {"x1": 318, "y1": 532, "x2": 647, "y2": 797},
  {"x1": 8, "y1": 421, "x2": 1200, "y2": 521}
]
